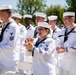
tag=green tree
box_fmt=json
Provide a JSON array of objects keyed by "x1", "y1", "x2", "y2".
[
  {"x1": 45, "y1": 5, "x2": 66, "y2": 27},
  {"x1": 66, "y1": 0, "x2": 76, "y2": 11},
  {"x1": 17, "y1": 0, "x2": 46, "y2": 16}
]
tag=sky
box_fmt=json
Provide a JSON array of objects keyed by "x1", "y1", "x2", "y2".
[{"x1": 0, "y1": 0, "x2": 67, "y2": 10}]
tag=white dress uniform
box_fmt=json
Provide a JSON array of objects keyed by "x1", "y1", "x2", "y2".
[
  {"x1": 18, "y1": 23, "x2": 27, "y2": 62},
  {"x1": 52, "y1": 26, "x2": 61, "y2": 40},
  {"x1": 0, "y1": 19, "x2": 20, "y2": 74},
  {"x1": 56, "y1": 24, "x2": 76, "y2": 75},
  {"x1": 32, "y1": 35, "x2": 56, "y2": 75},
  {"x1": 25, "y1": 24, "x2": 35, "y2": 39},
  {"x1": 34, "y1": 26, "x2": 39, "y2": 38},
  {"x1": 24, "y1": 24, "x2": 35, "y2": 57},
  {"x1": 51, "y1": 26, "x2": 61, "y2": 75},
  {"x1": 12, "y1": 13, "x2": 27, "y2": 62}
]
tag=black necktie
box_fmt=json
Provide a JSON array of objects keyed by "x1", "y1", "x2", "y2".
[
  {"x1": 64, "y1": 27, "x2": 75, "y2": 42},
  {"x1": 0, "y1": 22, "x2": 11, "y2": 42},
  {"x1": 58, "y1": 26, "x2": 76, "y2": 42}
]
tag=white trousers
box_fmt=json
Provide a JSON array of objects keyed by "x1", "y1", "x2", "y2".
[{"x1": 60, "y1": 60, "x2": 76, "y2": 75}]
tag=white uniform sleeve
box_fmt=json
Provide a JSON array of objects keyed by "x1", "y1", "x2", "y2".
[
  {"x1": 55, "y1": 37, "x2": 64, "y2": 48},
  {"x1": 34, "y1": 39, "x2": 56, "y2": 57},
  {"x1": 20, "y1": 26, "x2": 27, "y2": 43},
  {"x1": 67, "y1": 43, "x2": 76, "y2": 52},
  {"x1": 0, "y1": 23, "x2": 20, "y2": 52}
]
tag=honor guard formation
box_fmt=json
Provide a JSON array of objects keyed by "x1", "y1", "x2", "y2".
[{"x1": 0, "y1": 4, "x2": 76, "y2": 75}]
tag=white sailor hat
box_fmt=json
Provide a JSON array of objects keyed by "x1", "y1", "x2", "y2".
[
  {"x1": 38, "y1": 22, "x2": 51, "y2": 30},
  {"x1": 0, "y1": 5, "x2": 12, "y2": 10},
  {"x1": 12, "y1": 13, "x2": 22, "y2": 19},
  {"x1": 23, "y1": 14, "x2": 32, "y2": 18},
  {"x1": 34, "y1": 12, "x2": 46, "y2": 18},
  {"x1": 63, "y1": 12, "x2": 75, "y2": 17},
  {"x1": 48, "y1": 15, "x2": 57, "y2": 20}
]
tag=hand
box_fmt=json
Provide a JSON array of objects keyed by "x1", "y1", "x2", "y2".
[
  {"x1": 24, "y1": 42, "x2": 33, "y2": 51},
  {"x1": 26, "y1": 37, "x2": 35, "y2": 43},
  {"x1": 56, "y1": 47, "x2": 65, "y2": 53}
]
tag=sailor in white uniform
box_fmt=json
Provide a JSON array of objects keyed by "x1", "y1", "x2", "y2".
[
  {"x1": 0, "y1": 5, "x2": 20, "y2": 74},
  {"x1": 48, "y1": 15, "x2": 61, "y2": 40},
  {"x1": 24, "y1": 14, "x2": 35, "y2": 40},
  {"x1": 24, "y1": 22, "x2": 56, "y2": 75},
  {"x1": 12, "y1": 13, "x2": 27, "y2": 62},
  {"x1": 33, "y1": 12, "x2": 47, "y2": 38},
  {"x1": 48, "y1": 15, "x2": 61, "y2": 75},
  {"x1": 56, "y1": 12, "x2": 76, "y2": 75}
]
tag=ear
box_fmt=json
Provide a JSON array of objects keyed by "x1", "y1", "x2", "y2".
[{"x1": 46, "y1": 29, "x2": 50, "y2": 34}]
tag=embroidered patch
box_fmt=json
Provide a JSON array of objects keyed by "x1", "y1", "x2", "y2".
[
  {"x1": 10, "y1": 32, "x2": 14, "y2": 41},
  {"x1": 46, "y1": 45, "x2": 49, "y2": 47},
  {"x1": 45, "y1": 47, "x2": 49, "y2": 51},
  {"x1": 10, "y1": 36, "x2": 14, "y2": 41}
]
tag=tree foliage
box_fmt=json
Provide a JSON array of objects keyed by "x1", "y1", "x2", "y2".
[
  {"x1": 17, "y1": 0, "x2": 46, "y2": 16},
  {"x1": 66, "y1": 0, "x2": 76, "y2": 11},
  {"x1": 45, "y1": 5, "x2": 66, "y2": 27}
]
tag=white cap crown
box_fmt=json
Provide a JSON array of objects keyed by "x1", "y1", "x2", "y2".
[
  {"x1": 34, "y1": 12, "x2": 46, "y2": 18},
  {"x1": 63, "y1": 12, "x2": 75, "y2": 17},
  {"x1": 0, "y1": 5, "x2": 12, "y2": 10},
  {"x1": 23, "y1": 14, "x2": 32, "y2": 18},
  {"x1": 48, "y1": 15, "x2": 57, "y2": 20},
  {"x1": 12, "y1": 13, "x2": 22, "y2": 19},
  {"x1": 38, "y1": 22, "x2": 51, "y2": 30}
]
